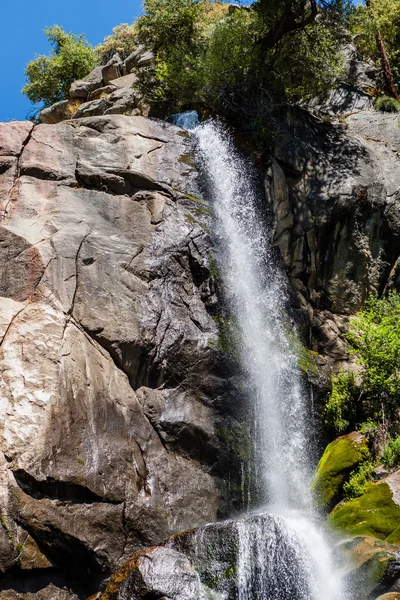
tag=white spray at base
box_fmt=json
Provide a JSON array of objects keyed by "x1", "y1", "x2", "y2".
[{"x1": 182, "y1": 115, "x2": 347, "y2": 600}]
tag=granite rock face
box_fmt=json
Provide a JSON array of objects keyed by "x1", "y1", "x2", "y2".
[
  {"x1": 265, "y1": 106, "x2": 400, "y2": 363},
  {"x1": 0, "y1": 115, "x2": 241, "y2": 598}
]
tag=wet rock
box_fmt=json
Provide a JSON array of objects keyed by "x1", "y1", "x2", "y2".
[
  {"x1": 339, "y1": 536, "x2": 400, "y2": 600},
  {"x1": 311, "y1": 432, "x2": 369, "y2": 512}
]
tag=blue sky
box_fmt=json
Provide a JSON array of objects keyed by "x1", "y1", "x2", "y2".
[
  {"x1": 0, "y1": 0, "x2": 361, "y2": 123},
  {"x1": 0, "y1": 0, "x2": 144, "y2": 122}
]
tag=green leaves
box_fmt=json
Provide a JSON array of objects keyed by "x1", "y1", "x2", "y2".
[
  {"x1": 325, "y1": 292, "x2": 400, "y2": 435},
  {"x1": 22, "y1": 26, "x2": 97, "y2": 108}
]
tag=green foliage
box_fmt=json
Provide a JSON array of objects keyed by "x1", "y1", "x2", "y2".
[
  {"x1": 382, "y1": 435, "x2": 400, "y2": 469},
  {"x1": 324, "y1": 292, "x2": 400, "y2": 434},
  {"x1": 343, "y1": 461, "x2": 375, "y2": 500},
  {"x1": 374, "y1": 95, "x2": 400, "y2": 112},
  {"x1": 324, "y1": 371, "x2": 357, "y2": 434},
  {"x1": 351, "y1": 0, "x2": 400, "y2": 86},
  {"x1": 95, "y1": 23, "x2": 138, "y2": 63},
  {"x1": 134, "y1": 0, "x2": 349, "y2": 141},
  {"x1": 22, "y1": 26, "x2": 97, "y2": 108},
  {"x1": 347, "y1": 292, "x2": 400, "y2": 422}
]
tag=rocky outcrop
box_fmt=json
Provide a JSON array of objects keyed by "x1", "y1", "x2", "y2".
[
  {"x1": 40, "y1": 49, "x2": 154, "y2": 125},
  {"x1": 0, "y1": 115, "x2": 243, "y2": 597},
  {"x1": 266, "y1": 105, "x2": 400, "y2": 363}
]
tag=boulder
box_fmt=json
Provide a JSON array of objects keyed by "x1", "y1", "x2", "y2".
[
  {"x1": 309, "y1": 83, "x2": 373, "y2": 115},
  {"x1": 311, "y1": 432, "x2": 369, "y2": 511},
  {"x1": 39, "y1": 99, "x2": 81, "y2": 124},
  {"x1": 102, "y1": 53, "x2": 123, "y2": 84},
  {"x1": 124, "y1": 45, "x2": 154, "y2": 74},
  {"x1": 69, "y1": 66, "x2": 104, "y2": 99},
  {"x1": 329, "y1": 480, "x2": 400, "y2": 540},
  {"x1": 339, "y1": 536, "x2": 400, "y2": 600},
  {"x1": 88, "y1": 85, "x2": 117, "y2": 101}
]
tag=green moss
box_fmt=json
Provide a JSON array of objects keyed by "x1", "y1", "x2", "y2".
[
  {"x1": 329, "y1": 482, "x2": 400, "y2": 540},
  {"x1": 208, "y1": 254, "x2": 222, "y2": 286},
  {"x1": 0, "y1": 515, "x2": 15, "y2": 545},
  {"x1": 311, "y1": 432, "x2": 369, "y2": 511},
  {"x1": 176, "y1": 130, "x2": 191, "y2": 139},
  {"x1": 385, "y1": 523, "x2": 400, "y2": 545},
  {"x1": 215, "y1": 421, "x2": 251, "y2": 463},
  {"x1": 179, "y1": 151, "x2": 196, "y2": 168},
  {"x1": 211, "y1": 315, "x2": 240, "y2": 355}
]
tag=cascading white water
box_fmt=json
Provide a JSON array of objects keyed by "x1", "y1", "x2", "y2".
[{"x1": 186, "y1": 117, "x2": 347, "y2": 600}]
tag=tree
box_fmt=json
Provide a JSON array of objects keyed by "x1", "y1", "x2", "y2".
[
  {"x1": 351, "y1": 0, "x2": 400, "y2": 97},
  {"x1": 22, "y1": 26, "x2": 97, "y2": 108},
  {"x1": 253, "y1": 0, "x2": 352, "y2": 51}
]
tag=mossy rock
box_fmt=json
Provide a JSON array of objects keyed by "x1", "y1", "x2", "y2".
[
  {"x1": 311, "y1": 432, "x2": 369, "y2": 512},
  {"x1": 339, "y1": 536, "x2": 400, "y2": 600},
  {"x1": 329, "y1": 481, "x2": 400, "y2": 540}
]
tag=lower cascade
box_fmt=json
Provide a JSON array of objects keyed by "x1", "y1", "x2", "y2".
[{"x1": 193, "y1": 118, "x2": 346, "y2": 599}]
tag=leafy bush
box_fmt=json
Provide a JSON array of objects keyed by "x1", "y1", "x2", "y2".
[
  {"x1": 22, "y1": 26, "x2": 97, "y2": 108},
  {"x1": 325, "y1": 292, "x2": 400, "y2": 435},
  {"x1": 382, "y1": 436, "x2": 400, "y2": 469},
  {"x1": 324, "y1": 371, "x2": 357, "y2": 434},
  {"x1": 343, "y1": 461, "x2": 375, "y2": 500},
  {"x1": 134, "y1": 0, "x2": 350, "y2": 140},
  {"x1": 375, "y1": 95, "x2": 400, "y2": 112},
  {"x1": 95, "y1": 23, "x2": 138, "y2": 64}
]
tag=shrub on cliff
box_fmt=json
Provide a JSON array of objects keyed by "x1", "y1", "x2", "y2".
[
  {"x1": 22, "y1": 26, "x2": 97, "y2": 108},
  {"x1": 325, "y1": 292, "x2": 400, "y2": 434},
  {"x1": 95, "y1": 23, "x2": 138, "y2": 64}
]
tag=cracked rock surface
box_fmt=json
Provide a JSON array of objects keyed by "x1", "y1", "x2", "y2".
[{"x1": 0, "y1": 115, "x2": 241, "y2": 598}]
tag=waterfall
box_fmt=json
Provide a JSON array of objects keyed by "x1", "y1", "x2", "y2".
[{"x1": 174, "y1": 113, "x2": 346, "y2": 599}]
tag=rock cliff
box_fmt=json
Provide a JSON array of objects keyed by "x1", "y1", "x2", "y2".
[
  {"x1": 266, "y1": 101, "x2": 400, "y2": 365},
  {"x1": 0, "y1": 115, "x2": 243, "y2": 598}
]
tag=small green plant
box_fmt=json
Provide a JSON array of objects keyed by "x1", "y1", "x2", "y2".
[
  {"x1": 324, "y1": 370, "x2": 356, "y2": 434},
  {"x1": 343, "y1": 461, "x2": 375, "y2": 500},
  {"x1": 359, "y1": 419, "x2": 380, "y2": 439},
  {"x1": 374, "y1": 96, "x2": 400, "y2": 112},
  {"x1": 382, "y1": 436, "x2": 400, "y2": 469}
]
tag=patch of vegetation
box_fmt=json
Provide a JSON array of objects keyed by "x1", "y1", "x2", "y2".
[
  {"x1": 324, "y1": 371, "x2": 357, "y2": 434},
  {"x1": 324, "y1": 292, "x2": 400, "y2": 436},
  {"x1": 382, "y1": 435, "x2": 400, "y2": 469},
  {"x1": 351, "y1": 0, "x2": 400, "y2": 88},
  {"x1": 22, "y1": 26, "x2": 97, "y2": 109},
  {"x1": 134, "y1": 0, "x2": 351, "y2": 145},
  {"x1": 343, "y1": 461, "x2": 375, "y2": 500},
  {"x1": 374, "y1": 96, "x2": 400, "y2": 112},
  {"x1": 212, "y1": 315, "x2": 240, "y2": 356}
]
